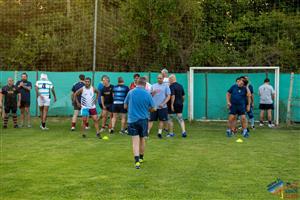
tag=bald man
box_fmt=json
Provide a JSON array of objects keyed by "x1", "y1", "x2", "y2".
[{"x1": 167, "y1": 74, "x2": 187, "y2": 137}]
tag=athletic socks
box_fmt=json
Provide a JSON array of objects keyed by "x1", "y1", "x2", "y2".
[
  {"x1": 42, "y1": 122, "x2": 46, "y2": 128},
  {"x1": 268, "y1": 121, "x2": 272, "y2": 124},
  {"x1": 3, "y1": 116, "x2": 9, "y2": 127},
  {"x1": 134, "y1": 156, "x2": 140, "y2": 163},
  {"x1": 250, "y1": 118, "x2": 255, "y2": 127},
  {"x1": 71, "y1": 122, "x2": 76, "y2": 127},
  {"x1": 139, "y1": 154, "x2": 144, "y2": 160}
]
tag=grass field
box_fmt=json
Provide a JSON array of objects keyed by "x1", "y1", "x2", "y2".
[{"x1": 1, "y1": 118, "x2": 299, "y2": 200}]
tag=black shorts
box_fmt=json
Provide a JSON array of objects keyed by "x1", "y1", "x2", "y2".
[
  {"x1": 5, "y1": 106, "x2": 17, "y2": 114},
  {"x1": 168, "y1": 104, "x2": 183, "y2": 114},
  {"x1": 150, "y1": 108, "x2": 168, "y2": 121},
  {"x1": 112, "y1": 104, "x2": 127, "y2": 113},
  {"x1": 128, "y1": 119, "x2": 148, "y2": 138},
  {"x1": 104, "y1": 104, "x2": 113, "y2": 112},
  {"x1": 259, "y1": 103, "x2": 274, "y2": 110},
  {"x1": 20, "y1": 101, "x2": 30, "y2": 108}
]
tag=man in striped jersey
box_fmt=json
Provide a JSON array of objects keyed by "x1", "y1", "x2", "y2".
[
  {"x1": 75, "y1": 77, "x2": 101, "y2": 138},
  {"x1": 35, "y1": 73, "x2": 57, "y2": 130},
  {"x1": 110, "y1": 77, "x2": 130, "y2": 134}
]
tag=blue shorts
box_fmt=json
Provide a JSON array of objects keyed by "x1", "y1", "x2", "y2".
[
  {"x1": 229, "y1": 104, "x2": 246, "y2": 116},
  {"x1": 150, "y1": 108, "x2": 168, "y2": 121},
  {"x1": 81, "y1": 108, "x2": 97, "y2": 117},
  {"x1": 128, "y1": 119, "x2": 148, "y2": 137}
]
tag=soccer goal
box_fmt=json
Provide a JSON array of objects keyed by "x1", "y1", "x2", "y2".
[{"x1": 188, "y1": 66, "x2": 280, "y2": 125}]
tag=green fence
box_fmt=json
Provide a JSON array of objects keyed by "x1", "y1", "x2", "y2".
[{"x1": 0, "y1": 71, "x2": 299, "y2": 122}]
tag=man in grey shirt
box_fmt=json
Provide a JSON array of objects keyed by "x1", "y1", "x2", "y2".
[
  {"x1": 258, "y1": 78, "x2": 275, "y2": 128},
  {"x1": 148, "y1": 74, "x2": 171, "y2": 138}
]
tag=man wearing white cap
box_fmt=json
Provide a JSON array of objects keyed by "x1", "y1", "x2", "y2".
[{"x1": 35, "y1": 73, "x2": 57, "y2": 130}]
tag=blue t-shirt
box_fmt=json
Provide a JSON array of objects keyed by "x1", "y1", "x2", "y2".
[
  {"x1": 124, "y1": 87, "x2": 155, "y2": 123},
  {"x1": 151, "y1": 83, "x2": 171, "y2": 109},
  {"x1": 97, "y1": 83, "x2": 104, "y2": 104},
  {"x1": 113, "y1": 84, "x2": 129, "y2": 104},
  {"x1": 72, "y1": 81, "x2": 85, "y2": 103},
  {"x1": 228, "y1": 84, "x2": 248, "y2": 105},
  {"x1": 16, "y1": 80, "x2": 32, "y2": 103}
]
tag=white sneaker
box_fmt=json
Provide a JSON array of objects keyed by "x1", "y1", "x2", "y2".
[
  {"x1": 99, "y1": 128, "x2": 105, "y2": 132},
  {"x1": 85, "y1": 126, "x2": 90, "y2": 130},
  {"x1": 27, "y1": 124, "x2": 32, "y2": 128},
  {"x1": 259, "y1": 123, "x2": 264, "y2": 127},
  {"x1": 268, "y1": 124, "x2": 275, "y2": 128},
  {"x1": 71, "y1": 127, "x2": 75, "y2": 131}
]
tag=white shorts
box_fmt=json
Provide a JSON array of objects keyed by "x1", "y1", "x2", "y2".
[{"x1": 38, "y1": 96, "x2": 51, "y2": 107}]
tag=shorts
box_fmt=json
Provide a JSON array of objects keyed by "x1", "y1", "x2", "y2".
[
  {"x1": 38, "y1": 96, "x2": 50, "y2": 107},
  {"x1": 150, "y1": 108, "x2": 168, "y2": 121},
  {"x1": 81, "y1": 108, "x2": 97, "y2": 117},
  {"x1": 5, "y1": 106, "x2": 17, "y2": 114},
  {"x1": 229, "y1": 104, "x2": 246, "y2": 116},
  {"x1": 73, "y1": 101, "x2": 81, "y2": 110},
  {"x1": 259, "y1": 103, "x2": 274, "y2": 110},
  {"x1": 168, "y1": 104, "x2": 183, "y2": 114},
  {"x1": 112, "y1": 104, "x2": 127, "y2": 113},
  {"x1": 20, "y1": 101, "x2": 30, "y2": 108},
  {"x1": 128, "y1": 119, "x2": 148, "y2": 137},
  {"x1": 103, "y1": 104, "x2": 113, "y2": 112}
]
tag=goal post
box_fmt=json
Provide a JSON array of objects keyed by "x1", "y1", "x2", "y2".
[{"x1": 188, "y1": 66, "x2": 280, "y2": 125}]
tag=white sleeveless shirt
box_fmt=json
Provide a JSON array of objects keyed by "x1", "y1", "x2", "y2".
[{"x1": 81, "y1": 86, "x2": 96, "y2": 109}]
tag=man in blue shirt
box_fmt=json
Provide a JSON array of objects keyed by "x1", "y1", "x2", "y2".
[
  {"x1": 71, "y1": 74, "x2": 86, "y2": 131},
  {"x1": 16, "y1": 73, "x2": 32, "y2": 128},
  {"x1": 124, "y1": 77, "x2": 156, "y2": 169},
  {"x1": 110, "y1": 77, "x2": 129, "y2": 134},
  {"x1": 226, "y1": 77, "x2": 251, "y2": 137},
  {"x1": 148, "y1": 74, "x2": 171, "y2": 139}
]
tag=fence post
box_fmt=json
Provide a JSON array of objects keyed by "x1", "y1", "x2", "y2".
[{"x1": 286, "y1": 72, "x2": 294, "y2": 125}]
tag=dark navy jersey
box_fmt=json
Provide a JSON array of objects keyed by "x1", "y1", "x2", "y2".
[
  {"x1": 101, "y1": 84, "x2": 114, "y2": 105},
  {"x1": 228, "y1": 84, "x2": 248, "y2": 105},
  {"x1": 16, "y1": 80, "x2": 32, "y2": 103},
  {"x1": 1, "y1": 85, "x2": 19, "y2": 107},
  {"x1": 72, "y1": 81, "x2": 85, "y2": 103},
  {"x1": 170, "y1": 82, "x2": 185, "y2": 105},
  {"x1": 113, "y1": 84, "x2": 129, "y2": 104}
]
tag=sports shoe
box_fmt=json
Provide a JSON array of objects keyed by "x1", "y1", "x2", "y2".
[
  {"x1": 226, "y1": 130, "x2": 232, "y2": 137},
  {"x1": 182, "y1": 132, "x2": 187, "y2": 138},
  {"x1": 135, "y1": 162, "x2": 141, "y2": 169},
  {"x1": 163, "y1": 128, "x2": 169, "y2": 133},
  {"x1": 259, "y1": 123, "x2": 264, "y2": 127},
  {"x1": 157, "y1": 133, "x2": 162, "y2": 139},
  {"x1": 96, "y1": 132, "x2": 102, "y2": 139},
  {"x1": 43, "y1": 127, "x2": 49, "y2": 130},
  {"x1": 242, "y1": 130, "x2": 249, "y2": 138},
  {"x1": 99, "y1": 128, "x2": 105, "y2": 132},
  {"x1": 82, "y1": 134, "x2": 87, "y2": 138},
  {"x1": 268, "y1": 124, "x2": 275, "y2": 128},
  {"x1": 71, "y1": 127, "x2": 75, "y2": 131},
  {"x1": 85, "y1": 126, "x2": 90, "y2": 130},
  {"x1": 27, "y1": 124, "x2": 32, "y2": 128},
  {"x1": 119, "y1": 129, "x2": 126, "y2": 135},
  {"x1": 14, "y1": 125, "x2": 19, "y2": 128},
  {"x1": 139, "y1": 158, "x2": 144, "y2": 163},
  {"x1": 3, "y1": 125, "x2": 7, "y2": 129},
  {"x1": 166, "y1": 133, "x2": 175, "y2": 137},
  {"x1": 109, "y1": 128, "x2": 114, "y2": 134},
  {"x1": 251, "y1": 125, "x2": 255, "y2": 130}
]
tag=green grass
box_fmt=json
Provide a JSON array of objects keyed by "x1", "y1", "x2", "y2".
[{"x1": 1, "y1": 118, "x2": 299, "y2": 200}]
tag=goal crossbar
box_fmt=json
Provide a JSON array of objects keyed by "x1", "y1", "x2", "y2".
[{"x1": 188, "y1": 66, "x2": 280, "y2": 125}]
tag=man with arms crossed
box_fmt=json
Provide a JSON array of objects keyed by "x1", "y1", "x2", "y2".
[
  {"x1": 167, "y1": 74, "x2": 187, "y2": 138},
  {"x1": 75, "y1": 77, "x2": 101, "y2": 138},
  {"x1": 1, "y1": 78, "x2": 20, "y2": 128},
  {"x1": 148, "y1": 74, "x2": 171, "y2": 139},
  {"x1": 100, "y1": 76, "x2": 114, "y2": 132},
  {"x1": 35, "y1": 73, "x2": 56, "y2": 130},
  {"x1": 16, "y1": 73, "x2": 32, "y2": 128},
  {"x1": 226, "y1": 77, "x2": 251, "y2": 138},
  {"x1": 258, "y1": 78, "x2": 275, "y2": 128},
  {"x1": 124, "y1": 77, "x2": 156, "y2": 169}
]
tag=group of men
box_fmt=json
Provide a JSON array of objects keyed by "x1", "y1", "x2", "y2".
[
  {"x1": 226, "y1": 76, "x2": 276, "y2": 138},
  {"x1": 69, "y1": 69, "x2": 187, "y2": 141},
  {"x1": 0, "y1": 73, "x2": 56, "y2": 130}
]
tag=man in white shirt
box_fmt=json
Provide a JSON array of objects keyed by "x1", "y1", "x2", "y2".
[
  {"x1": 258, "y1": 78, "x2": 275, "y2": 128},
  {"x1": 35, "y1": 73, "x2": 56, "y2": 130}
]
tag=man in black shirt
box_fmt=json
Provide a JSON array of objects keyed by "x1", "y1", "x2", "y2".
[
  {"x1": 16, "y1": 73, "x2": 32, "y2": 127},
  {"x1": 100, "y1": 76, "x2": 114, "y2": 132},
  {"x1": 167, "y1": 74, "x2": 187, "y2": 138},
  {"x1": 1, "y1": 78, "x2": 21, "y2": 128}
]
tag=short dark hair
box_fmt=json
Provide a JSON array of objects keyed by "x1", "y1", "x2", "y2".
[
  {"x1": 118, "y1": 77, "x2": 124, "y2": 83},
  {"x1": 21, "y1": 72, "x2": 28, "y2": 77},
  {"x1": 101, "y1": 75, "x2": 108, "y2": 81},
  {"x1": 264, "y1": 78, "x2": 270, "y2": 83},
  {"x1": 133, "y1": 73, "x2": 140, "y2": 78},
  {"x1": 137, "y1": 77, "x2": 146, "y2": 86},
  {"x1": 242, "y1": 79, "x2": 248, "y2": 86},
  {"x1": 79, "y1": 74, "x2": 85, "y2": 81},
  {"x1": 85, "y1": 77, "x2": 91, "y2": 82}
]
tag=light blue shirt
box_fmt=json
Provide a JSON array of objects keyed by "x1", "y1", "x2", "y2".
[
  {"x1": 124, "y1": 86, "x2": 155, "y2": 123},
  {"x1": 151, "y1": 83, "x2": 171, "y2": 109}
]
